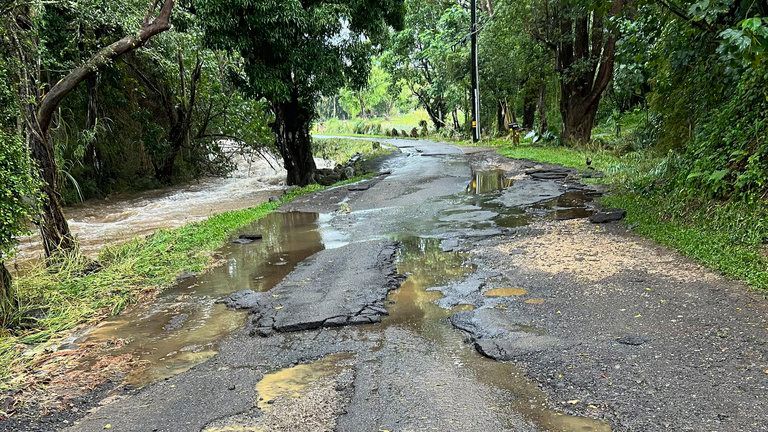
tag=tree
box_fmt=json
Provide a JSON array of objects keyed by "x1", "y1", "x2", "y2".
[
  {"x1": 6, "y1": 0, "x2": 176, "y2": 257},
  {"x1": 0, "y1": 130, "x2": 40, "y2": 325},
  {"x1": 532, "y1": 0, "x2": 625, "y2": 143},
  {"x1": 479, "y1": 0, "x2": 555, "y2": 135},
  {"x1": 383, "y1": 0, "x2": 468, "y2": 131},
  {"x1": 195, "y1": 0, "x2": 404, "y2": 186},
  {"x1": 339, "y1": 63, "x2": 394, "y2": 118}
]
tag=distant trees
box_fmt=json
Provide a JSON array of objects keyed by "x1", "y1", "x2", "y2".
[{"x1": 383, "y1": 0, "x2": 469, "y2": 131}]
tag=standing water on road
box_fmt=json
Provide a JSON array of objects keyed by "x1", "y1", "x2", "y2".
[
  {"x1": 74, "y1": 211, "x2": 330, "y2": 386},
  {"x1": 382, "y1": 237, "x2": 611, "y2": 432}
]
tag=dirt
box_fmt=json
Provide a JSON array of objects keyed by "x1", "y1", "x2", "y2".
[{"x1": 496, "y1": 219, "x2": 718, "y2": 284}]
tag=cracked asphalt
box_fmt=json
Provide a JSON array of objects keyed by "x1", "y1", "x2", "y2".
[{"x1": 8, "y1": 137, "x2": 768, "y2": 432}]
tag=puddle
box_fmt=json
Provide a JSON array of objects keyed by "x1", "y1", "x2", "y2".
[
  {"x1": 77, "y1": 212, "x2": 326, "y2": 386},
  {"x1": 457, "y1": 169, "x2": 599, "y2": 230},
  {"x1": 525, "y1": 298, "x2": 546, "y2": 305},
  {"x1": 255, "y1": 353, "x2": 353, "y2": 411},
  {"x1": 533, "y1": 191, "x2": 596, "y2": 221},
  {"x1": 383, "y1": 237, "x2": 611, "y2": 431},
  {"x1": 485, "y1": 287, "x2": 528, "y2": 297},
  {"x1": 204, "y1": 353, "x2": 353, "y2": 432},
  {"x1": 466, "y1": 169, "x2": 514, "y2": 194},
  {"x1": 384, "y1": 237, "x2": 475, "y2": 340}
]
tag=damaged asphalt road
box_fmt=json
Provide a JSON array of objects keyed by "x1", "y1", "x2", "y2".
[
  {"x1": 221, "y1": 240, "x2": 403, "y2": 335},
  {"x1": 11, "y1": 137, "x2": 768, "y2": 432}
]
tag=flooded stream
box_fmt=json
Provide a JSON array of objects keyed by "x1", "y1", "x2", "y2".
[{"x1": 13, "y1": 155, "x2": 335, "y2": 271}]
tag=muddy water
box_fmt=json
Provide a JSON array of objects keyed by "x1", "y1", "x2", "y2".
[
  {"x1": 13, "y1": 155, "x2": 337, "y2": 271},
  {"x1": 385, "y1": 237, "x2": 611, "y2": 432},
  {"x1": 467, "y1": 169, "x2": 514, "y2": 194},
  {"x1": 463, "y1": 170, "x2": 596, "y2": 228},
  {"x1": 76, "y1": 212, "x2": 327, "y2": 386},
  {"x1": 254, "y1": 352, "x2": 354, "y2": 411}
]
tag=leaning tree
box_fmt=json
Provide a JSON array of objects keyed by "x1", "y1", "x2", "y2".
[
  {"x1": 195, "y1": 0, "x2": 404, "y2": 186},
  {"x1": 6, "y1": 0, "x2": 176, "y2": 257}
]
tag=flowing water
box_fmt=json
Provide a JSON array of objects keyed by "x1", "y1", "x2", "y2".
[{"x1": 12, "y1": 155, "x2": 335, "y2": 272}]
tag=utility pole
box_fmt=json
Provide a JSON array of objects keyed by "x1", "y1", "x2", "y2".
[{"x1": 470, "y1": 0, "x2": 481, "y2": 142}]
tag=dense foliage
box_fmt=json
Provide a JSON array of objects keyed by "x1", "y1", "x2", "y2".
[{"x1": 334, "y1": 0, "x2": 767, "y2": 199}]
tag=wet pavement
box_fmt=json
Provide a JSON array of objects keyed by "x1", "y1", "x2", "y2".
[{"x1": 8, "y1": 137, "x2": 768, "y2": 431}]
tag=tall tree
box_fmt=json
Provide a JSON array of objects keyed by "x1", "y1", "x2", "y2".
[
  {"x1": 532, "y1": 0, "x2": 624, "y2": 142},
  {"x1": 383, "y1": 0, "x2": 468, "y2": 131},
  {"x1": 6, "y1": 0, "x2": 175, "y2": 257},
  {"x1": 195, "y1": 0, "x2": 404, "y2": 186}
]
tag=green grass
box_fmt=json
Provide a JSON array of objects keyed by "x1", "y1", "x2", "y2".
[
  {"x1": 0, "y1": 135, "x2": 383, "y2": 390},
  {"x1": 603, "y1": 193, "x2": 768, "y2": 289},
  {"x1": 313, "y1": 109, "x2": 432, "y2": 136},
  {"x1": 313, "y1": 137, "x2": 395, "y2": 164}
]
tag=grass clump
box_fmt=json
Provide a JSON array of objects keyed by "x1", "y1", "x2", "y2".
[{"x1": 313, "y1": 137, "x2": 395, "y2": 165}]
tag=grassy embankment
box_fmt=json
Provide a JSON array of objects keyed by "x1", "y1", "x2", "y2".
[
  {"x1": 313, "y1": 109, "x2": 432, "y2": 137},
  {"x1": 0, "y1": 140, "x2": 388, "y2": 389},
  {"x1": 477, "y1": 116, "x2": 768, "y2": 291}
]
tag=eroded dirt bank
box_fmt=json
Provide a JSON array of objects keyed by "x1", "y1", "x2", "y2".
[{"x1": 5, "y1": 138, "x2": 768, "y2": 432}]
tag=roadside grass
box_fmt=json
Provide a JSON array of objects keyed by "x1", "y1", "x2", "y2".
[
  {"x1": 0, "y1": 185, "x2": 324, "y2": 389},
  {"x1": 603, "y1": 193, "x2": 768, "y2": 289},
  {"x1": 470, "y1": 139, "x2": 768, "y2": 292},
  {"x1": 313, "y1": 109, "x2": 432, "y2": 136},
  {"x1": 313, "y1": 137, "x2": 395, "y2": 165}
]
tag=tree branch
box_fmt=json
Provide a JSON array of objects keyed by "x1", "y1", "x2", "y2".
[
  {"x1": 655, "y1": 0, "x2": 716, "y2": 33},
  {"x1": 37, "y1": 0, "x2": 175, "y2": 132}
]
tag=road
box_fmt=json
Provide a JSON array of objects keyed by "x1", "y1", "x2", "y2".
[{"x1": 12, "y1": 138, "x2": 768, "y2": 432}]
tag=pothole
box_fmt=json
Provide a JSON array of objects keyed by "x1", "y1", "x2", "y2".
[{"x1": 484, "y1": 287, "x2": 528, "y2": 297}]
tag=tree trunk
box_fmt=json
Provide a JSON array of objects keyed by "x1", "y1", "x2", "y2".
[
  {"x1": 496, "y1": 100, "x2": 508, "y2": 134},
  {"x1": 273, "y1": 93, "x2": 317, "y2": 186},
  {"x1": 10, "y1": 0, "x2": 175, "y2": 258},
  {"x1": 555, "y1": 1, "x2": 623, "y2": 144},
  {"x1": 561, "y1": 100, "x2": 598, "y2": 143},
  {"x1": 157, "y1": 108, "x2": 187, "y2": 182},
  {"x1": 155, "y1": 53, "x2": 202, "y2": 183},
  {"x1": 452, "y1": 108, "x2": 460, "y2": 130},
  {"x1": 27, "y1": 131, "x2": 76, "y2": 256},
  {"x1": 0, "y1": 262, "x2": 17, "y2": 327},
  {"x1": 424, "y1": 101, "x2": 446, "y2": 131},
  {"x1": 537, "y1": 84, "x2": 548, "y2": 133},
  {"x1": 522, "y1": 92, "x2": 536, "y2": 129}
]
